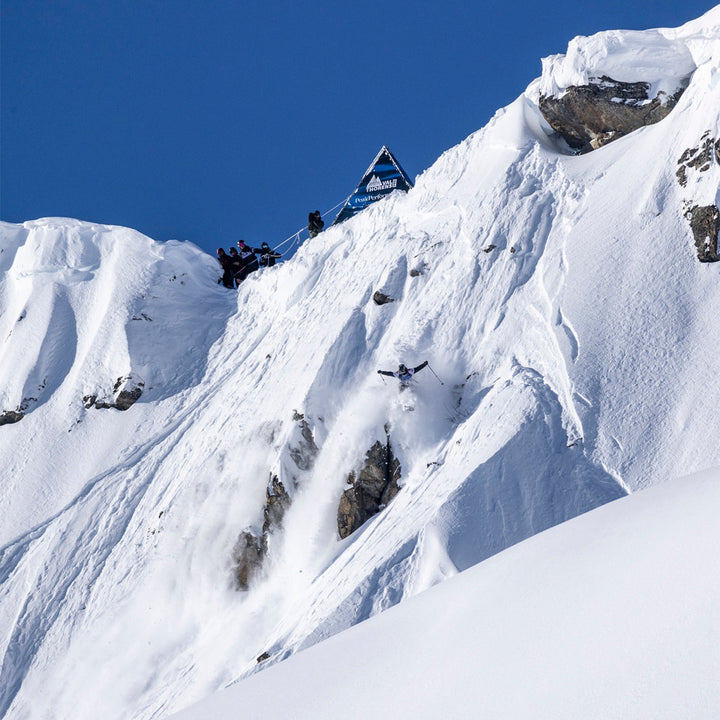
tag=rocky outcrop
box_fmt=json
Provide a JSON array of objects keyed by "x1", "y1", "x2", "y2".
[
  {"x1": 0, "y1": 397, "x2": 39, "y2": 426},
  {"x1": 113, "y1": 375, "x2": 145, "y2": 410},
  {"x1": 685, "y1": 205, "x2": 720, "y2": 262},
  {"x1": 232, "y1": 474, "x2": 292, "y2": 591},
  {"x1": 372, "y1": 291, "x2": 395, "y2": 305},
  {"x1": 539, "y1": 76, "x2": 686, "y2": 153},
  {"x1": 676, "y1": 134, "x2": 720, "y2": 187},
  {"x1": 263, "y1": 475, "x2": 292, "y2": 535},
  {"x1": 232, "y1": 413, "x2": 318, "y2": 590},
  {"x1": 289, "y1": 411, "x2": 319, "y2": 471},
  {"x1": 676, "y1": 133, "x2": 720, "y2": 262},
  {"x1": 84, "y1": 374, "x2": 145, "y2": 411},
  {"x1": 0, "y1": 411, "x2": 24, "y2": 426},
  {"x1": 338, "y1": 432, "x2": 401, "y2": 539}
]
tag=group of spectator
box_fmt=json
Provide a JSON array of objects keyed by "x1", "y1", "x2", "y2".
[
  {"x1": 216, "y1": 240, "x2": 281, "y2": 289},
  {"x1": 217, "y1": 211, "x2": 326, "y2": 289}
]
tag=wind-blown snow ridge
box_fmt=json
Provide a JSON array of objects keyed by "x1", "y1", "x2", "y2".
[{"x1": 3, "y1": 8, "x2": 720, "y2": 719}]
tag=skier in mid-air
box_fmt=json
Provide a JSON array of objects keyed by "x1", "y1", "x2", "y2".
[{"x1": 377, "y1": 361, "x2": 428, "y2": 390}]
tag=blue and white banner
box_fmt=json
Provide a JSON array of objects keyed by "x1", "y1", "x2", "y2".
[{"x1": 333, "y1": 146, "x2": 413, "y2": 225}]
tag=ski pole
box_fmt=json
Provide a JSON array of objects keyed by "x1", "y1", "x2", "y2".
[{"x1": 427, "y1": 363, "x2": 444, "y2": 385}]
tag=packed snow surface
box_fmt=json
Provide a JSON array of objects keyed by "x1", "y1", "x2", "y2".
[{"x1": 2, "y1": 7, "x2": 720, "y2": 719}]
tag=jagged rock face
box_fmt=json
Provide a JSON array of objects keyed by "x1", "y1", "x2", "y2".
[
  {"x1": 290, "y1": 412, "x2": 319, "y2": 471},
  {"x1": 685, "y1": 205, "x2": 720, "y2": 262},
  {"x1": 0, "y1": 397, "x2": 38, "y2": 425},
  {"x1": 0, "y1": 411, "x2": 24, "y2": 426},
  {"x1": 676, "y1": 135, "x2": 720, "y2": 187},
  {"x1": 263, "y1": 475, "x2": 291, "y2": 535},
  {"x1": 539, "y1": 76, "x2": 686, "y2": 152},
  {"x1": 232, "y1": 413, "x2": 318, "y2": 590},
  {"x1": 113, "y1": 375, "x2": 145, "y2": 410},
  {"x1": 84, "y1": 374, "x2": 145, "y2": 411},
  {"x1": 676, "y1": 133, "x2": 720, "y2": 262},
  {"x1": 338, "y1": 437, "x2": 401, "y2": 539}
]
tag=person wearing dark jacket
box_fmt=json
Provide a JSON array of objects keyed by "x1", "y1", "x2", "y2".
[
  {"x1": 253, "y1": 242, "x2": 282, "y2": 268},
  {"x1": 228, "y1": 247, "x2": 244, "y2": 287},
  {"x1": 216, "y1": 248, "x2": 235, "y2": 288},
  {"x1": 236, "y1": 240, "x2": 259, "y2": 282},
  {"x1": 308, "y1": 210, "x2": 324, "y2": 238},
  {"x1": 378, "y1": 361, "x2": 429, "y2": 388}
]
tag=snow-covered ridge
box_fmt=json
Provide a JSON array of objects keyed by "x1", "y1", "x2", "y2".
[
  {"x1": 535, "y1": 5, "x2": 720, "y2": 98},
  {"x1": 0, "y1": 218, "x2": 234, "y2": 543},
  {"x1": 3, "y1": 7, "x2": 720, "y2": 720}
]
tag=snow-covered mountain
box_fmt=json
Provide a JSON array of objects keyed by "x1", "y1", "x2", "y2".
[{"x1": 2, "y1": 7, "x2": 720, "y2": 718}]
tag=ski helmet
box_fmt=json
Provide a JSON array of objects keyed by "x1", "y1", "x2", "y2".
[{"x1": 398, "y1": 364, "x2": 407, "y2": 373}]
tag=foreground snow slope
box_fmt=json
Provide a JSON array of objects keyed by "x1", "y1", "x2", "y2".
[
  {"x1": 170, "y1": 469, "x2": 720, "y2": 720},
  {"x1": 2, "y1": 7, "x2": 720, "y2": 720}
]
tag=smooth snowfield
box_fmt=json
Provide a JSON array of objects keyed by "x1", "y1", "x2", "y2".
[
  {"x1": 3, "y1": 7, "x2": 720, "y2": 720},
  {"x1": 170, "y1": 470, "x2": 720, "y2": 720}
]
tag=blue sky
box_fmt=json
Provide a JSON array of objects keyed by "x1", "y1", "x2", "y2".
[{"x1": 1, "y1": 0, "x2": 715, "y2": 258}]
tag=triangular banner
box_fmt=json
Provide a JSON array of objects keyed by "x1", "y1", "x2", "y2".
[{"x1": 333, "y1": 146, "x2": 414, "y2": 225}]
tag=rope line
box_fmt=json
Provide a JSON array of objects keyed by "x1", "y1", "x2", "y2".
[{"x1": 273, "y1": 196, "x2": 350, "y2": 254}]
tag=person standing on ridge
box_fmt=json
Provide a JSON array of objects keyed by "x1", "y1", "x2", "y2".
[
  {"x1": 253, "y1": 242, "x2": 282, "y2": 268},
  {"x1": 377, "y1": 361, "x2": 429, "y2": 389},
  {"x1": 228, "y1": 247, "x2": 244, "y2": 287},
  {"x1": 236, "y1": 240, "x2": 259, "y2": 283},
  {"x1": 216, "y1": 248, "x2": 235, "y2": 288},
  {"x1": 308, "y1": 210, "x2": 324, "y2": 238}
]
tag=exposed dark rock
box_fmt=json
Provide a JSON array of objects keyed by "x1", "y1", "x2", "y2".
[
  {"x1": 289, "y1": 412, "x2": 318, "y2": 471},
  {"x1": 115, "y1": 387, "x2": 143, "y2": 411},
  {"x1": 263, "y1": 475, "x2": 291, "y2": 535},
  {"x1": 409, "y1": 268, "x2": 423, "y2": 277},
  {"x1": 684, "y1": 204, "x2": 720, "y2": 262},
  {"x1": 256, "y1": 652, "x2": 271, "y2": 664},
  {"x1": 539, "y1": 75, "x2": 687, "y2": 153},
  {"x1": 676, "y1": 133, "x2": 719, "y2": 187},
  {"x1": 232, "y1": 475, "x2": 292, "y2": 591},
  {"x1": 0, "y1": 411, "x2": 24, "y2": 426},
  {"x1": 338, "y1": 434, "x2": 401, "y2": 539},
  {"x1": 232, "y1": 413, "x2": 319, "y2": 591},
  {"x1": 483, "y1": 244, "x2": 497, "y2": 253},
  {"x1": 87, "y1": 374, "x2": 145, "y2": 411},
  {"x1": 372, "y1": 290, "x2": 395, "y2": 305},
  {"x1": 232, "y1": 531, "x2": 266, "y2": 591},
  {"x1": 113, "y1": 375, "x2": 145, "y2": 410}
]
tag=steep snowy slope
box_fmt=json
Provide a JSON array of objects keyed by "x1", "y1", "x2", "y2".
[
  {"x1": 0, "y1": 219, "x2": 235, "y2": 543},
  {"x1": 169, "y1": 469, "x2": 720, "y2": 720},
  {"x1": 2, "y1": 7, "x2": 720, "y2": 720}
]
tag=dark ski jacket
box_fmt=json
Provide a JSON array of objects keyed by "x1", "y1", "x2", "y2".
[
  {"x1": 308, "y1": 211, "x2": 324, "y2": 238},
  {"x1": 253, "y1": 244, "x2": 282, "y2": 268},
  {"x1": 237, "y1": 243, "x2": 259, "y2": 273},
  {"x1": 228, "y1": 249, "x2": 244, "y2": 280},
  {"x1": 378, "y1": 361, "x2": 428, "y2": 384},
  {"x1": 216, "y1": 248, "x2": 235, "y2": 288}
]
